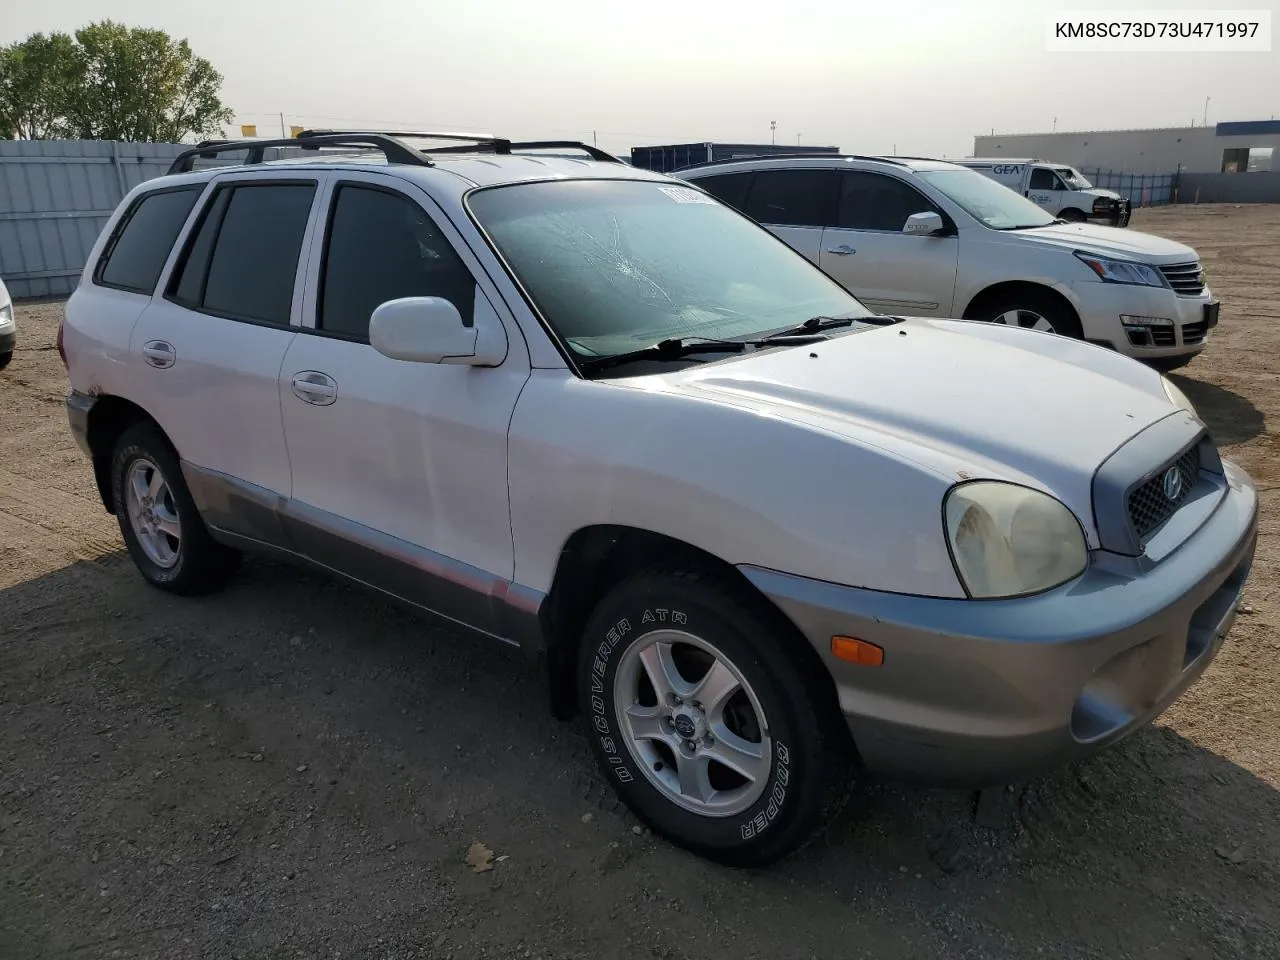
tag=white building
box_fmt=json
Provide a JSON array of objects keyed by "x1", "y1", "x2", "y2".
[{"x1": 972, "y1": 120, "x2": 1279, "y2": 174}]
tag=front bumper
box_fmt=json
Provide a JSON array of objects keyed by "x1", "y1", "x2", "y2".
[
  {"x1": 740, "y1": 460, "x2": 1258, "y2": 787},
  {"x1": 1071, "y1": 279, "x2": 1216, "y2": 360},
  {"x1": 1090, "y1": 197, "x2": 1131, "y2": 227}
]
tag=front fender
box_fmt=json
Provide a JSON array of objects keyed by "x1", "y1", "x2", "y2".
[{"x1": 507, "y1": 371, "x2": 965, "y2": 599}]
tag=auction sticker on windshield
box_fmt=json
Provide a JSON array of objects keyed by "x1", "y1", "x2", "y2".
[{"x1": 658, "y1": 186, "x2": 716, "y2": 204}]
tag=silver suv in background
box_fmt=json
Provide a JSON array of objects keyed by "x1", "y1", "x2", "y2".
[{"x1": 677, "y1": 155, "x2": 1217, "y2": 371}]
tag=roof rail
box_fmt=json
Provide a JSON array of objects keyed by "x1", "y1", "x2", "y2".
[
  {"x1": 166, "y1": 132, "x2": 434, "y2": 175},
  {"x1": 297, "y1": 128, "x2": 499, "y2": 144},
  {"x1": 673, "y1": 152, "x2": 910, "y2": 173},
  {"x1": 421, "y1": 139, "x2": 623, "y2": 163}
]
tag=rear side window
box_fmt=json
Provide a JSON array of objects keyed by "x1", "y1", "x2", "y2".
[
  {"x1": 743, "y1": 170, "x2": 836, "y2": 228},
  {"x1": 318, "y1": 184, "x2": 476, "y2": 340},
  {"x1": 837, "y1": 172, "x2": 940, "y2": 232},
  {"x1": 96, "y1": 187, "x2": 202, "y2": 294},
  {"x1": 169, "y1": 181, "x2": 316, "y2": 325},
  {"x1": 694, "y1": 172, "x2": 753, "y2": 211}
]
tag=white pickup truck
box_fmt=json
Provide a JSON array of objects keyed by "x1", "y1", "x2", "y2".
[{"x1": 958, "y1": 158, "x2": 1131, "y2": 227}]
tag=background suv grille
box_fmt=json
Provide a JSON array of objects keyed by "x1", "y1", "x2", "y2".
[
  {"x1": 1127, "y1": 446, "x2": 1200, "y2": 540},
  {"x1": 1158, "y1": 262, "x2": 1205, "y2": 296}
]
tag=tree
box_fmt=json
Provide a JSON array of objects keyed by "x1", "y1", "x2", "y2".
[
  {"x1": 0, "y1": 32, "x2": 80, "y2": 139},
  {"x1": 0, "y1": 21, "x2": 233, "y2": 142}
]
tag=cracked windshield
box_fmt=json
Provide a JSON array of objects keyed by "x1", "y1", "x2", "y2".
[{"x1": 468, "y1": 179, "x2": 869, "y2": 359}]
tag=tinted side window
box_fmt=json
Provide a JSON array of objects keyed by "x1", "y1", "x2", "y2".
[
  {"x1": 319, "y1": 185, "x2": 476, "y2": 340},
  {"x1": 743, "y1": 170, "x2": 835, "y2": 227},
  {"x1": 837, "y1": 172, "x2": 938, "y2": 232},
  {"x1": 1028, "y1": 168, "x2": 1056, "y2": 190},
  {"x1": 695, "y1": 172, "x2": 753, "y2": 211},
  {"x1": 171, "y1": 182, "x2": 316, "y2": 325},
  {"x1": 97, "y1": 187, "x2": 202, "y2": 293}
]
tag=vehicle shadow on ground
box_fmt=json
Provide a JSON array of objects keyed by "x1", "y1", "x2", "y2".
[
  {"x1": 1172, "y1": 372, "x2": 1265, "y2": 445},
  {"x1": 2, "y1": 553, "x2": 1277, "y2": 959}
]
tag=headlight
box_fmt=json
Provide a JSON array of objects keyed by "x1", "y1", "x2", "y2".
[
  {"x1": 1162, "y1": 375, "x2": 1196, "y2": 416},
  {"x1": 944, "y1": 482, "x2": 1087, "y2": 599},
  {"x1": 1074, "y1": 251, "x2": 1167, "y2": 288},
  {"x1": 0, "y1": 304, "x2": 12, "y2": 333}
]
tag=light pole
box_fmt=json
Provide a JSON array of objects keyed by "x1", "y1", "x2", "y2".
[{"x1": 770, "y1": 120, "x2": 777, "y2": 145}]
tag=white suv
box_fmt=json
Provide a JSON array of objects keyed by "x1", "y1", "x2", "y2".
[
  {"x1": 61, "y1": 132, "x2": 1257, "y2": 867},
  {"x1": 676, "y1": 155, "x2": 1217, "y2": 370}
]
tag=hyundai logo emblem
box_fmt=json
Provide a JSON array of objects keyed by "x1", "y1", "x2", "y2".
[{"x1": 1162, "y1": 466, "x2": 1184, "y2": 502}]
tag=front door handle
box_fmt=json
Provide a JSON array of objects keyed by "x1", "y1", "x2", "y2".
[
  {"x1": 826, "y1": 244, "x2": 856, "y2": 256},
  {"x1": 291, "y1": 371, "x2": 338, "y2": 406},
  {"x1": 142, "y1": 340, "x2": 176, "y2": 369}
]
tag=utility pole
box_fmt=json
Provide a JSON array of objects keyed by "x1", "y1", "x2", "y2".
[
  {"x1": 280, "y1": 113, "x2": 286, "y2": 137},
  {"x1": 1053, "y1": 116, "x2": 1057, "y2": 132},
  {"x1": 1203, "y1": 97, "x2": 1210, "y2": 126},
  {"x1": 593, "y1": 130, "x2": 597, "y2": 146},
  {"x1": 797, "y1": 133, "x2": 801, "y2": 145},
  {"x1": 770, "y1": 120, "x2": 777, "y2": 145}
]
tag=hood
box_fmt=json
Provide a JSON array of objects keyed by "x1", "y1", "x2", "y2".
[
  {"x1": 1082, "y1": 187, "x2": 1122, "y2": 200},
  {"x1": 651, "y1": 319, "x2": 1177, "y2": 542},
  {"x1": 1013, "y1": 222, "x2": 1197, "y2": 262}
]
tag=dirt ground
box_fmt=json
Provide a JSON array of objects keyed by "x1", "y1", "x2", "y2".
[{"x1": 1, "y1": 204, "x2": 1277, "y2": 960}]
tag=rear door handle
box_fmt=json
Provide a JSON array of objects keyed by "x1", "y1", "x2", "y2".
[
  {"x1": 826, "y1": 244, "x2": 856, "y2": 256},
  {"x1": 291, "y1": 371, "x2": 338, "y2": 406},
  {"x1": 142, "y1": 340, "x2": 176, "y2": 369}
]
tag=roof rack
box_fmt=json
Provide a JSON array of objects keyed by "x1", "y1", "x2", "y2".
[
  {"x1": 167, "y1": 132, "x2": 434, "y2": 175},
  {"x1": 673, "y1": 153, "x2": 910, "y2": 173},
  {"x1": 421, "y1": 139, "x2": 623, "y2": 163}
]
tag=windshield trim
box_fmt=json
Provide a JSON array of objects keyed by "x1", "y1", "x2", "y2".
[{"x1": 461, "y1": 176, "x2": 875, "y2": 379}]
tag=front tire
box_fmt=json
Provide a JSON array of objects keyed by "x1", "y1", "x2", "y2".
[
  {"x1": 111, "y1": 422, "x2": 241, "y2": 595},
  {"x1": 973, "y1": 289, "x2": 1084, "y2": 340},
  {"x1": 0, "y1": 351, "x2": 11, "y2": 371},
  {"x1": 577, "y1": 566, "x2": 854, "y2": 867},
  {"x1": 1059, "y1": 208, "x2": 1087, "y2": 223}
]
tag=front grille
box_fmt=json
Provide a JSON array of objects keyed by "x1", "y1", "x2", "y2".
[
  {"x1": 1158, "y1": 261, "x2": 1206, "y2": 297},
  {"x1": 1127, "y1": 446, "x2": 1200, "y2": 540},
  {"x1": 1181, "y1": 319, "x2": 1208, "y2": 345},
  {"x1": 1150, "y1": 324, "x2": 1176, "y2": 346}
]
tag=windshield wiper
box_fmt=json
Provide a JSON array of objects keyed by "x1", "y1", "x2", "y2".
[
  {"x1": 577, "y1": 334, "x2": 826, "y2": 374},
  {"x1": 763, "y1": 313, "x2": 904, "y2": 339}
]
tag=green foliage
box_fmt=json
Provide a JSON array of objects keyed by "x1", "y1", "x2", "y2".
[{"x1": 0, "y1": 21, "x2": 233, "y2": 142}]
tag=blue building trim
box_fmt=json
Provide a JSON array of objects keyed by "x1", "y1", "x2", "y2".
[{"x1": 1215, "y1": 120, "x2": 1280, "y2": 137}]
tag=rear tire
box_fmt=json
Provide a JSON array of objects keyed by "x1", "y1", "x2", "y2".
[
  {"x1": 577, "y1": 565, "x2": 854, "y2": 867},
  {"x1": 972, "y1": 289, "x2": 1084, "y2": 340},
  {"x1": 111, "y1": 422, "x2": 241, "y2": 595}
]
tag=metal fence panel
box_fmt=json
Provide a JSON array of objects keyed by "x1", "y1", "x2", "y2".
[
  {"x1": 0, "y1": 140, "x2": 194, "y2": 298},
  {"x1": 1084, "y1": 169, "x2": 1175, "y2": 207}
]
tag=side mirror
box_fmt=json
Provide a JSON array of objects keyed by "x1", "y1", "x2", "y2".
[
  {"x1": 903, "y1": 211, "x2": 945, "y2": 236},
  {"x1": 369, "y1": 295, "x2": 507, "y2": 366}
]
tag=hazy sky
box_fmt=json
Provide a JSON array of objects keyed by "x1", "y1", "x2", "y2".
[{"x1": 6, "y1": 0, "x2": 1279, "y2": 158}]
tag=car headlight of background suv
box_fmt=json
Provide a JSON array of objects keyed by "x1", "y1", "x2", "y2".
[
  {"x1": 1162, "y1": 375, "x2": 1197, "y2": 417},
  {"x1": 1074, "y1": 251, "x2": 1167, "y2": 288},
  {"x1": 943, "y1": 481, "x2": 1088, "y2": 599},
  {"x1": 0, "y1": 304, "x2": 13, "y2": 333}
]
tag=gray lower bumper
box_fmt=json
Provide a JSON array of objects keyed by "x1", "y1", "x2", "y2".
[
  {"x1": 67, "y1": 391, "x2": 96, "y2": 456},
  {"x1": 740, "y1": 460, "x2": 1258, "y2": 787},
  {"x1": 0, "y1": 329, "x2": 14, "y2": 355}
]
